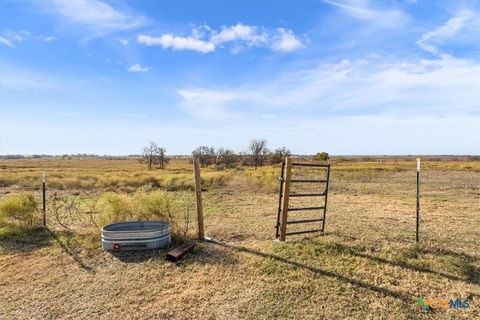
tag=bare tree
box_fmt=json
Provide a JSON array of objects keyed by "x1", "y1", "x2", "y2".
[
  {"x1": 142, "y1": 142, "x2": 158, "y2": 170},
  {"x1": 216, "y1": 148, "x2": 237, "y2": 169},
  {"x1": 141, "y1": 142, "x2": 169, "y2": 170},
  {"x1": 248, "y1": 138, "x2": 269, "y2": 170},
  {"x1": 192, "y1": 146, "x2": 215, "y2": 167},
  {"x1": 154, "y1": 147, "x2": 169, "y2": 169}
]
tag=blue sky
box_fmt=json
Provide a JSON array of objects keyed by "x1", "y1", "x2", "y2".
[{"x1": 0, "y1": 0, "x2": 479, "y2": 155}]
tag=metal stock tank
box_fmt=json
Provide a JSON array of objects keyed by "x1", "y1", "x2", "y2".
[{"x1": 102, "y1": 221, "x2": 171, "y2": 251}]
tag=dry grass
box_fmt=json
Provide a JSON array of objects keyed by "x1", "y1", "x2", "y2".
[
  {"x1": 0, "y1": 157, "x2": 233, "y2": 191},
  {"x1": 0, "y1": 156, "x2": 479, "y2": 319}
]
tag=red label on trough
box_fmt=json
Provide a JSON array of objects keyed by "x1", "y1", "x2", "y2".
[{"x1": 113, "y1": 243, "x2": 121, "y2": 250}]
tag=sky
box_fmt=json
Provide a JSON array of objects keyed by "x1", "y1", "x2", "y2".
[{"x1": 0, "y1": 0, "x2": 479, "y2": 155}]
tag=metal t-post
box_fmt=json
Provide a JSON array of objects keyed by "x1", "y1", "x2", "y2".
[
  {"x1": 42, "y1": 172, "x2": 46, "y2": 227},
  {"x1": 416, "y1": 158, "x2": 420, "y2": 242}
]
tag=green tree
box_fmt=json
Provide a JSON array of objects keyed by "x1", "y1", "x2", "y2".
[
  {"x1": 270, "y1": 147, "x2": 291, "y2": 164},
  {"x1": 315, "y1": 152, "x2": 329, "y2": 161}
]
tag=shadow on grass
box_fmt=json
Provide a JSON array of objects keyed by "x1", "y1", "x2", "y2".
[
  {"x1": 211, "y1": 240, "x2": 413, "y2": 303},
  {"x1": 0, "y1": 227, "x2": 96, "y2": 273},
  {"x1": 324, "y1": 231, "x2": 479, "y2": 285},
  {"x1": 46, "y1": 228, "x2": 95, "y2": 273},
  {"x1": 321, "y1": 242, "x2": 479, "y2": 285},
  {"x1": 0, "y1": 227, "x2": 52, "y2": 253}
]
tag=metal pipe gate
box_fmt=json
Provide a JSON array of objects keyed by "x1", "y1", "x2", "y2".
[{"x1": 275, "y1": 157, "x2": 331, "y2": 241}]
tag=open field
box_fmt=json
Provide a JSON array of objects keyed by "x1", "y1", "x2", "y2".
[{"x1": 0, "y1": 157, "x2": 479, "y2": 319}]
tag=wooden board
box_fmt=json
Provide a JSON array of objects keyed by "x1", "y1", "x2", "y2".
[{"x1": 166, "y1": 241, "x2": 195, "y2": 262}]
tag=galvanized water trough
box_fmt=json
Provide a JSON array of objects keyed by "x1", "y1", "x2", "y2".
[{"x1": 102, "y1": 221, "x2": 171, "y2": 251}]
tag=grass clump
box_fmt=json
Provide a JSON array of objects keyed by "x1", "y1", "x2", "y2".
[
  {"x1": 95, "y1": 192, "x2": 133, "y2": 227},
  {"x1": 0, "y1": 194, "x2": 40, "y2": 229},
  {"x1": 95, "y1": 191, "x2": 181, "y2": 228},
  {"x1": 133, "y1": 191, "x2": 172, "y2": 221}
]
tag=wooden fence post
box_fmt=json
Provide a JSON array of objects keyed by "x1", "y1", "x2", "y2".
[
  {"x1": 193, "y1": 157, "x2": 205, "y2": 240},
  {"x1": 279, "y1": 157, "x2": 292, "y2": 241}
]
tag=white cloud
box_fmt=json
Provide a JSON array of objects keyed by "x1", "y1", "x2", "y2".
[
  {"x1": 0, "y1": 31, "x2": 31, "y2": 47},
  {"x1": 0, "y1": 37, "x2": 14, "y2": 48},
  {"x1": 178, "y1": 56, "x2": 480, "y2": 121},
  {"x1": 138, "y1": 34, "x2": 215, "y2": 53},
  {"x1": 128, "y1": 64, "x2": 149, "y2": 72},
  {"x1": 322, "y1": 0, "x2": 408, "y2": 29},
  {"x1": 138, "y1": 23, "x2": 305, "y2": 54},
  {"x1": 0, "y1": 31, "x2": 58, "y2": 45},
  {"x1": 118, "y1": 38, "x2": 129, "y2": 45},
  {"x1": 270, "y1": 28, "x2": 304, "y2": 52},
  {"x1": 43, "y1": 36, "x2": 57, "y2": 42},
  {"x1": 8, "y1": 31, "x2": 29, "y2": 42},
  {"x1": 416, "y1": 10, "x2": 477, "y2": 54},
  {"x1": 210, "y1": 23, "x2": 267, "y2": 45},
  {"x1": 45, "y1": 0, "x2": 148, "y2": 38}
]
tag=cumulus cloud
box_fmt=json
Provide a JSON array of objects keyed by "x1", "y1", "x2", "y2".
[
  {"x1": 137, "y1": 23, "x2": 306, "y2": 53},
  {"x1": 128, "y1": 64, "x2": 149, "y2": 72},
  {"x1": 270, "y1": 28, "x2": 304, "y2": 52},
  {"x1": 138, "y1": 34, "x2": 215, "y2": 53},
  {"x1": 210, "y1": 23, "x2": 267, "y2": 45}
]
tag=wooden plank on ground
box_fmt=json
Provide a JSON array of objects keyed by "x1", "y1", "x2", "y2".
[{"x1": 166, "y1": 241, "x2": 195, "y2": 262}]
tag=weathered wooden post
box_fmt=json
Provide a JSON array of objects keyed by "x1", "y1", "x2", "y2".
[
  {"x1": 416, "y1": 158, "x2": 420, "y2": 243},
  {"x1": 193, "y1": 157, "x2": 205, "y2": 240},
  {"x1": 279, "y1": 157, "x2": 292, "y2": 241},
  {"x1": 42, "y1": 172, "x2": 46, "y2": 227}
]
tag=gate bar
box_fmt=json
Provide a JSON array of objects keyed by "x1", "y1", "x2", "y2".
[
  {"x1": 286, "y1": 218, "x2": 324, "y2": 225},
  {"x1": 286, "y1": 229, "x2": 322, "y2": 236},
  {"x1": 288, "y1": 206, "x2": 325, "y2": 211},
  {"x1": 290, "y1": 193, "x2": 325, "y2": 197},
  {"x1": 291, "y1": 179, "x2": 328, "y2": 183},
  {"x1": 291, "y1": 162, "x2": 329, "y2": 168}
]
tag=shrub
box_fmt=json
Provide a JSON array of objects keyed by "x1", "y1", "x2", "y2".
[
  {"x1": 315, "y1": 152, "x2": 329, "y2": 161},
  {"x1": 95, "y1": 192, "x2": 132, "y2": 226},
  {"x1": 0, "y1": 194, "x2": 39, "y2": 229},
  {"x1": 95, "y1": 191, "x2": 176, "y2": 227},
  {"x1": 133, "y1": 191, "x2": 172, "y2": 221}
]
